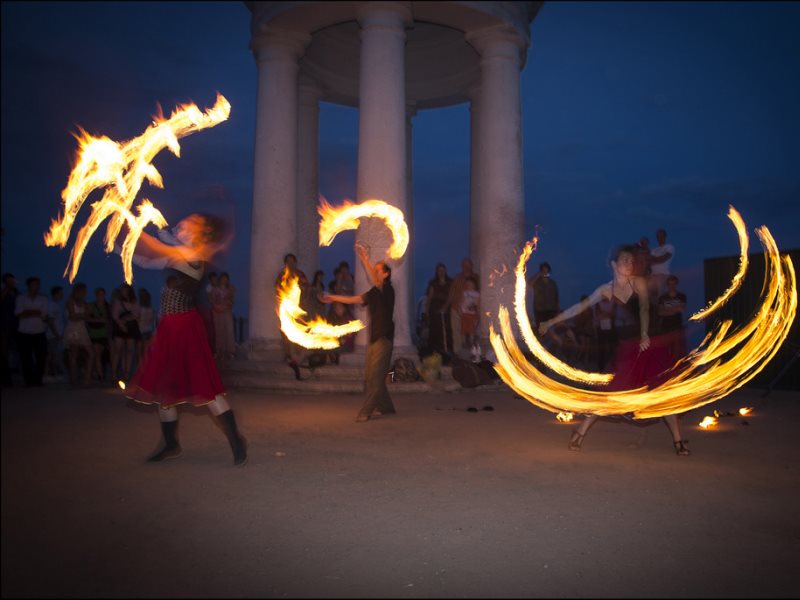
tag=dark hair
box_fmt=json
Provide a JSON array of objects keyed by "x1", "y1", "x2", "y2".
[
  {"x1": 220, "y1": 272, "x2": 230, "y2": 285},
  {"x1": 2, "y1": 273, "x2": 14, "y2": 284},
  {"x1": 26, "y1": 276, "x2": 40, "y2": 286},
  {"x1": 190, "y1": 213, "x2": 229, "y2": 245},
  {"x1": 51, "y1": 286, "x2": 63, "y2": 298},
  {"x1": 466, "y1": 275, "x2": 479, "y2": 288},
  {"x1": 312, "y1": 270, "x2": 324, "y2": 286},
  {"x1": 119, "y1": 283, "x2": 135, "y2": 302},
  {"x1": 338, "y1": 261, "x2": 350, "y2": 271},
  {"x1": 380, "y1": 262, "x2": 392, "y2": 282},
  {"x1": 539, "y1": 262, "x2": 551, "y2": 273},
  {"x1": 667, "y1": 274, "x2": 679, "y2": 284},
  {"x1": 657, "y1": 228, "x2": 667, "y2": 237},
  {"x1": 139, "y1": 288, "x2": 152, "y2": 307},
  {"x1": 284, "y1": 253, "x2": 297, "y2": 264},
  {"x1": 70, "y1": 282, "x2": 87, "y2": 299},
  {"x1": 95, "y1": 287, "x2": 106, "y2": 295},
  {"x1": 609, "y1": 244, "x2": 637, "y2": 265},
  {"x1": 208, "y1": 271, "x2": 218, "y2": 280}
]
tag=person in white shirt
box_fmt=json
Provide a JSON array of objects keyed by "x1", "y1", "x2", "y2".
[
  {"x1": 14, "y1": 277, "x2": 49, "y2": 386},
  {"x1": 649, "y1": 228, "x2": 675, "y2": 301}
]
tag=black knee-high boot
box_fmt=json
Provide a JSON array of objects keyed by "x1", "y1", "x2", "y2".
[
  {"x1": 218, "y1": 410, "x2": 247, "y2": 466},
  {"x1": 147, "y1": 420, "x2": 182, "y2": 462}
]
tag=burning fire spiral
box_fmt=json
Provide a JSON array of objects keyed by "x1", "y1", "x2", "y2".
[
  {"x1": 490, "y1": 207, "x2": 797, "y2": 419},
  {"x1": 44, "y1": 94, "x2": 231, "y2": 284},
  {"x1": 276, "y1": 198, "x2": 409, "y2": 350}
]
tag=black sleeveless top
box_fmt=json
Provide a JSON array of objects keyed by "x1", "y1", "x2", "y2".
[{"x1": 611, "y1": 281, "x2": 640, "y2": 341}]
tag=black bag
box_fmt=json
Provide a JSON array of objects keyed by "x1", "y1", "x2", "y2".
[
  {"x1": 392, "y1": 357, "x2": 420, "y2": 382},
  {"x1": 451, "y1": 356, "x2": 494, "y2": 388}
]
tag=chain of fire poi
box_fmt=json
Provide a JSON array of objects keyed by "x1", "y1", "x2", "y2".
[
  {"x1": 275, "y1": 197, "x2": 410, "y2": 350},
  {"x1": 44, "y1": 94, "x2": 231, "y2": 284},
  {"x1": 490, "y1": 206, "x2": 796, "y2": 419}
]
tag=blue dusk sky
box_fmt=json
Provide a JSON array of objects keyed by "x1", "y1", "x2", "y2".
[{"x1": 2, "y1": 1, "x2": 799, "y2": 331}]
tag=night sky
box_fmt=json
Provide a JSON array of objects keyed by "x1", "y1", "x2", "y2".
[{"x1": 2, "y1": 1, "x2": 799, "y2": 337}]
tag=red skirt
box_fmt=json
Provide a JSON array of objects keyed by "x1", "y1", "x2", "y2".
[
  {"x1": 606, "y1": 333, "x2": 675, "y2": 392},
  {"x1": 126, "y1": 309, "x2": 224, "y2": 407}
]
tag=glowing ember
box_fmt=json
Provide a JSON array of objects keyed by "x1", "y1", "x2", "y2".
[
  {"x1": 318, "y1": 197, "x2": 409, "y2": 260},
  {"x1": 45, "y1": 94, "x2": 231, "y2": 284},
  {"x1": 489, "y1": 208, "x2": 796, "y2": 419},
  {"x1": 276, "y1": 267, "x2": 364, "y2": 350},
  {"x1": 739, "y1": 407, "x2": 753, "y2": 416},
  {"x1": 118, "y1": 380, "x2": 126, "y2": 390},
  {"x1": 556, "y1": 412, "x2": 574, "y2": 423},
  {"x1": 699, "y1": 416, "x2": 718, "y2": 429}
]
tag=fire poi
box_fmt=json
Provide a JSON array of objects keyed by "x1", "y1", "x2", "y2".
[
  {"x1": 490, "y1": 206, "x2": 797, "y2": 419},
  {"x1": 276, "y1": 198, "x2": 409, "y2": 350},
  {"x1": 44, "y1": 94, "x2": 231, "y2": 284}
]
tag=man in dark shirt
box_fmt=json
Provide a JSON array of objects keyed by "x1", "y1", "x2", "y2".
[{"x1": 322, "y1": 242, "x2": 396, "y2": 422}]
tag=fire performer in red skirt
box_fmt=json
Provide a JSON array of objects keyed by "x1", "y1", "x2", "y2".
[
  {"x1": 540, "y1": 245, "x2": 691, "y2": 456},
  {"x1": 124, "y1": 213, "x2": 247, "y2": 466}
]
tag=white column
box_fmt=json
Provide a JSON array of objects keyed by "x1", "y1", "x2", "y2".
[
  {"x1": 468, "y1": 84, "x2": 482, "y2": 275},
  {"x1": 405, "y1": 101, "x2": 417, "y2": 348},
  {"x1": 466, "y1": 26, "x2": 527, "y2": 344},
  {"x1": 354, "y1": 2, "x2": 413, "y2": 352},
  {"x1": 248, "y1": 29, "x2": 310, "y2": 349},
  {"x1": 296, "y1": 75, "x2": 323, "y2": 279}
]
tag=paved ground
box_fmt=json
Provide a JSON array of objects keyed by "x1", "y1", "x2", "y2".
[{"x1": 2, "y1": 382, "x2": 799, "y2": 598}]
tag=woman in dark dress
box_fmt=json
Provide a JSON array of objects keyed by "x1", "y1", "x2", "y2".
[{"x1": 425, "y1": 263, "x2": 453, "y2": 357}]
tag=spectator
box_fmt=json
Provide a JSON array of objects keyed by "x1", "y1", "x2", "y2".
[
  {"x1": 64, "y1": 282, "x2": 94, "y2": 386},
  {"x1": 445, "y1": 258, "x2": 478, "y2": 358},
  {"x1": 212, "y1": 272, "x2": 237, "y2": 360},
  {"x1": 529, "y1": 262, "x2": 560, "y2": 327},
  {"x1": 308, "y1": 270, "x2": 326, "y2": 320},
  {"x1": 44, "y1": 285, "x2": 66, "y2": 382},
  {"x1": 111, "y1": 283, "x2": 141, "y2": 382},
  {"x1": 327, "y1": 301, "x2": 356, "y2": 364},
  {"x1": 658, "y1": 274, "x2": 688, "y2": 363},
  {"x1": 649, "y1": 228, "x2": 675, "y2": 302},
  {"x1": 87, "y1": 287, "x2": 112, "y2": 382},
  {"x1": 14, "y1": 276, "x2": 48, "y2": 386},
  {"x1": 459, "y1": 275, "x2": 481, "y2": 355},
  {"x1": 138, "y1": 288, "x2": 156, "y2": 360},
  {"x1": 1, "y1": 273, "x2": 19, "y2": 386},
  {"x1": 426, "y1": 263, "x2": 453, "y2": 358}
]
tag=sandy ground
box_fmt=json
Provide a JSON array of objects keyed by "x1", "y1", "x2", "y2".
[{"x1": 2, "y1": 383, "x2": 799, "y2": 599}]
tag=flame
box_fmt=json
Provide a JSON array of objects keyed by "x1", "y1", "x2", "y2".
[
  {"x1": 318, "y1": 197, "x2": 409, "y2": 260},
  {"x1": 45, "y1": 94, "x2": 231, "y2": 283},
  {"x1": 690, "y1": 206, "x2": 748, "y2": 321},
  {"x1": 489, "y1": 208, "x2": 796, "y2": 419},
  {"x1": 556, "y1": 412, "x2": 574, "y2": 423},
  {"x1": 118, "y1": 380, "x2": 126, "y2": 390},
  {"x1": 276, "y1": 267, "x2": 364, "y2": 350},
  {"x1": 738, "y1": 407, "x2": 753, "y2": 416},
  {"x1": 699, "y1": 416, "x2": 718, "y2": 429}
]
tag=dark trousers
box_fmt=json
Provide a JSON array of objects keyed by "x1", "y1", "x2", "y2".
[
  {"x1": 361, "y1": 337, "x2": 395, "y2": 416},
  {"x1": 18, "y1": 332, "x2": 46, "y2": 386}
]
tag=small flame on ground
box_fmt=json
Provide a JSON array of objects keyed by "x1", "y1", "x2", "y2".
[
  {"x1": 556, "y1": 412, "x2": 574, "y2": 423},
  {"x1": 118, "y1": 380, "x2": 126, "y2": 390},
  {"x1": 699, "y1": 416, "x2": 718, "y2": 429},
  {"x1": 739, "y1": 407, "x2": 753, "y2": 416}
]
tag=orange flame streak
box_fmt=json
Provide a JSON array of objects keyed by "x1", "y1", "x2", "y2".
[
  {"x1": 690, "y1": 205, "x2": 749, "y2": 321},
  {"x1": 514, "y1": 239, "x2": 613, "y2": 386},
  {"x1": 490, "y1": 211, "x2": 796, "y2": 419},
  {"x1": 318, "y1": 197, "x2": 409, "y2": 260},
  {"x1": 276, "y1": 268, "x2": 364, "y2": 350},
  {"x1": 699, "y1": 416, "x2": 718, "y2": 429},
  {"x1": 44, "y1": 94, "x2": 231, "y2": 283}
]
